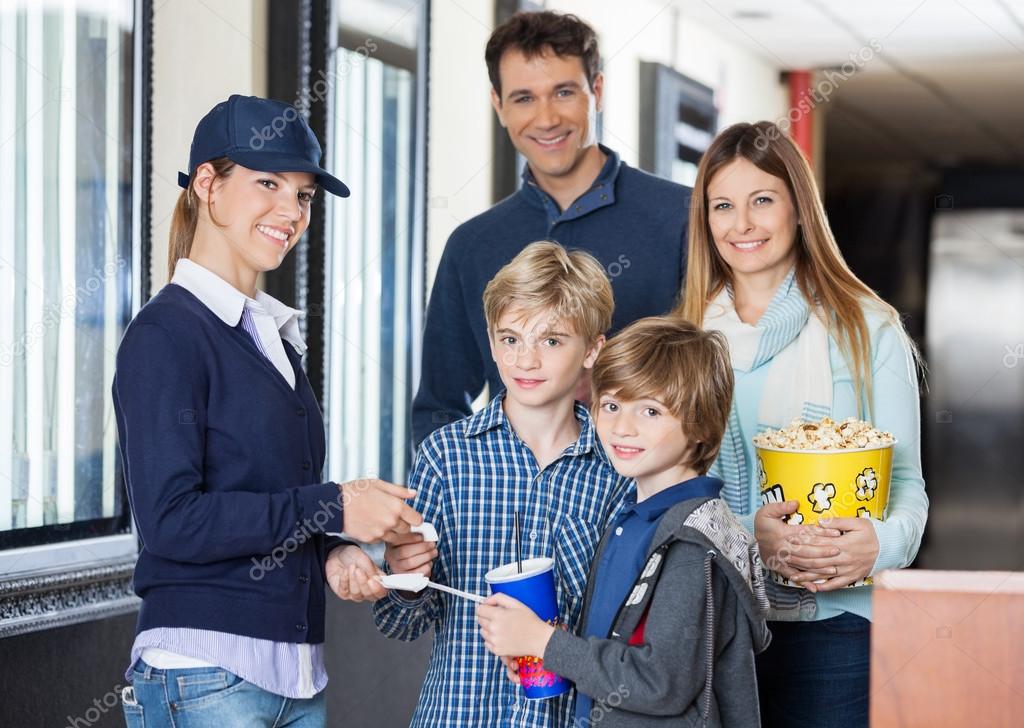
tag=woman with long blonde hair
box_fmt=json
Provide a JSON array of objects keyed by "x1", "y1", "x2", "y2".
[{"x1": 677, "y1": 121, "x2": 928, "y2": 727}]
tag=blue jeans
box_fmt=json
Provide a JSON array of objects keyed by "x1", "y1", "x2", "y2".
[
  {"x1": 122, "y1": 661, "x2": 326, "y2": 728},
  {"x1": 756, "y1": 612, "x2": 870, "y2": 728}
]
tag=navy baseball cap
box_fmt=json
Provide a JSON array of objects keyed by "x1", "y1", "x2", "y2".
[{"x1": 178, "y1": 94, "x2": 350, "y2": 198}]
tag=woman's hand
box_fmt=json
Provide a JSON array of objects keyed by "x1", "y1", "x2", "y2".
[
  {"x1": 338, "y1": 479, "x2": 422, "y2": 544},
  {"x1": 796, "y1": 517, "x2": 880, "y2": 591},
  {"x1": 325, "y1": 545, "x2": 387, "y2": 602},
  {"x1": 754, "y1": 501, "x2": 842, "y2": 593},
  {"x1": 476, "y1": 593, "x2": 555, "y2": 659}
]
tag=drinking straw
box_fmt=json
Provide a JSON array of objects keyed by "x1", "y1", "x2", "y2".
[
  {"x1": 514, "y1": 512, "x2": 523, "y2": 574},
  {"x1": 428, "y1": 580, "x2": 485, "y2": 604}
]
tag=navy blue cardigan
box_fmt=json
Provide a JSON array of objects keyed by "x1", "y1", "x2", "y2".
[
  {"x1": 112, "y1": 284, "x2": 346, "y2": 644},
  {"x1": 411, "y1": 147, "x2": 690, "y2": 444}
]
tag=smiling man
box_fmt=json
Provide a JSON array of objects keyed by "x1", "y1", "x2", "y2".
[{"x1": 411, "y1": 11, "x2": 692, "y2": 445}]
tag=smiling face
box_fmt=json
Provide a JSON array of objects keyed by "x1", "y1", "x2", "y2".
[
  {"x1": 490, "y1": 48, "x2": 603, "y2": 187},
  {"x1": 489, "y1": 306, "x2": 603, "y2": 411},
  {"x1": 197, "y1": 164, "x2": 317, "y2": 274},
  {"x1": 595, "y1": 391, "x2": 695, "y2": 495},
  {"x1": 706, "y1": 157, "x2": 799, "y2": 285}
]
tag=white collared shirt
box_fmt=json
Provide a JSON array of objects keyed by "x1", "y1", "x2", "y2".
[{"x1": 171, "y1": 258, "x2": 306, "y2": 389}]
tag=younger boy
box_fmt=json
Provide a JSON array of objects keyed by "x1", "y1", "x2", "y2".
[
  {"x1": 477, "y1": 316, "x2": 771, "y2": 727},
  {"x1": 373, "y1": 242, "x2": 631, "y2": 727}
]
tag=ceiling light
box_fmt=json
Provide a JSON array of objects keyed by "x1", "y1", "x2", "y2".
[{"x1": 734, "y1": 10, "x2": 772, "y2": 20}]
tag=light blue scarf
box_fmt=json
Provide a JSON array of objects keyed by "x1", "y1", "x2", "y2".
[{"x1": 704, "y1": 268, "x2": 833, "y2": 515}]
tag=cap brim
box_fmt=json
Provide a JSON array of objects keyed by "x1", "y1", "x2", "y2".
[{"x1": 228, "y1": 150, "x2": 351, "y2": 198}]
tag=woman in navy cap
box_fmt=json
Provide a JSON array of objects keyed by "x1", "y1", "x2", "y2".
[{"x1": 113, "y1": 95, "x2": 421, "y2": 727}]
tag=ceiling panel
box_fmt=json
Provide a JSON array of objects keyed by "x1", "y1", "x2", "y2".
[{"x1": 673, "y1": 0, "x2": 1024, "y2": 164}]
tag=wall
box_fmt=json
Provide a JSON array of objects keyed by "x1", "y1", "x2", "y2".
[
  {"x1": 548, "y1": 0, "x2": 788, "y2": 168},
  {"x1": 149, "y1": 0, "x2": 268, "y2": 291},
  {"x1": 424, "y1": 0, "x2": 496, "y2": 287}
]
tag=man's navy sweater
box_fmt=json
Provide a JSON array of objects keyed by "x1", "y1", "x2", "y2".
[
  {"x1": 112, "y1": 284, "x2": 346, "y2": 644},
  {"x1": 411, "y1": 146, "x2": 691, "y2": 444}
]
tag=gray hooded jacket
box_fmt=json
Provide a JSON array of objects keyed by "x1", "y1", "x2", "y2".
[{"x1": 543, "y1": 497, "x2": 772, "y2": 727}]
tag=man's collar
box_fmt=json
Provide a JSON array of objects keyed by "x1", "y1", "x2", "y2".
[{"x1": 520, "y1": 144, "x2": 621, "y2": 218}]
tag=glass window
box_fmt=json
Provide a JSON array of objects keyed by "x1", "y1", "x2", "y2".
[
  {"x1": 325, "y1": 0, "x2": 426, "y2": 486},
  {"x1": 638, "y1": 61, "x2": 717, "y2": 188},
  {"x1": 0, "y1": 0, "x2": 135, "y2": 553}
]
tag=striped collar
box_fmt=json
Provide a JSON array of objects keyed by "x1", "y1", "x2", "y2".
[
  {"x1": 464, "y1": 390, "x2": 598, "y2": 457},
  {"x1": 171, "y1": 258, "x2": 306, "y2": 355}
]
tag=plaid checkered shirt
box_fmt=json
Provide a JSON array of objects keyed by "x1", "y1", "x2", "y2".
[{"x1": 373, "y1": 393, "x2": 631, "y2": 727}]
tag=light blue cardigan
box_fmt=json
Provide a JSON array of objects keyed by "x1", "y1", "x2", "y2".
[{"x1": 710, "y1": 307, "x2": 929, "y2": 621}]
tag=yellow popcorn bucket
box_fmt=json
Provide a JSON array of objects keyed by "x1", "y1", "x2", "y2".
[{"x1": 755, "y1": 442, "x2": 895, "y2": 588}]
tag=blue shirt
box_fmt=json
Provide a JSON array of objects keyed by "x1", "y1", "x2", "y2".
[
  {"x1": 575, "y1": 476, "x2": 724, "y2": 724},
  {"x1": 411, "y1": 146, "x2": 691, "y2": 444},
  {"x1": 373, "y1": 392, "x2": 632, "y2": 728}
]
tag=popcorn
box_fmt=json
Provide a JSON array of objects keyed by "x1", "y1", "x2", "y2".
[{"x1": 753, "y1": 417, "x2": 895, "y2": 451}]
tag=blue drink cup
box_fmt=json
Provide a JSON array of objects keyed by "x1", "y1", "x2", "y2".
[{"x1": 484, "y1": 557, "x2": 570, "y2": 700}]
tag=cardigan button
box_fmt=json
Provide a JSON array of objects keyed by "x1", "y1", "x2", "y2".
[
  {"x1": 302, "y1": 460, "x2": 312, "y2": 470},
  {"x1": 296, "y1": 407, "x2": 307, "y2": 417}
]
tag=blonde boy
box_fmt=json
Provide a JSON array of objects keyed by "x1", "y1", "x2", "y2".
[
  {"x1": 478, "y1": 316, "x2": 771, "y2": 727},
  {"x1": 373, "y1": 242, "x2": 631, "y2": 727}
]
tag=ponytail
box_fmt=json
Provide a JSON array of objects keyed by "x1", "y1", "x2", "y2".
[
  {"x1": 167, "y1": 157, "x2": 237, "y2": 278},
  {"x1": 167, "y1": 189, "x2": 197, "y2": 278}
]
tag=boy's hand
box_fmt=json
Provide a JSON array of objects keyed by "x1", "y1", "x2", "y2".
[
  {"x1": 500, "y1": 655, "x2": 521, "y2": 686},
  {"x1": 476, "y1": 593, "x2": 555, "y2": 659},
  {"x1": 339, "y1": 479, "x2": 422, "y2": 544},
  {"x1": 326, "y1": 545, "x2": 387, "y2": 602},
  {"x1": 384, "y1": 532, "x2": 438, "y2": 598},
  {"x1": 384, "y1": 532, "x2": 438, "y2": 576},
  {"x1": 754, "y1": 501, "x2": 843, "y2": 593}
]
